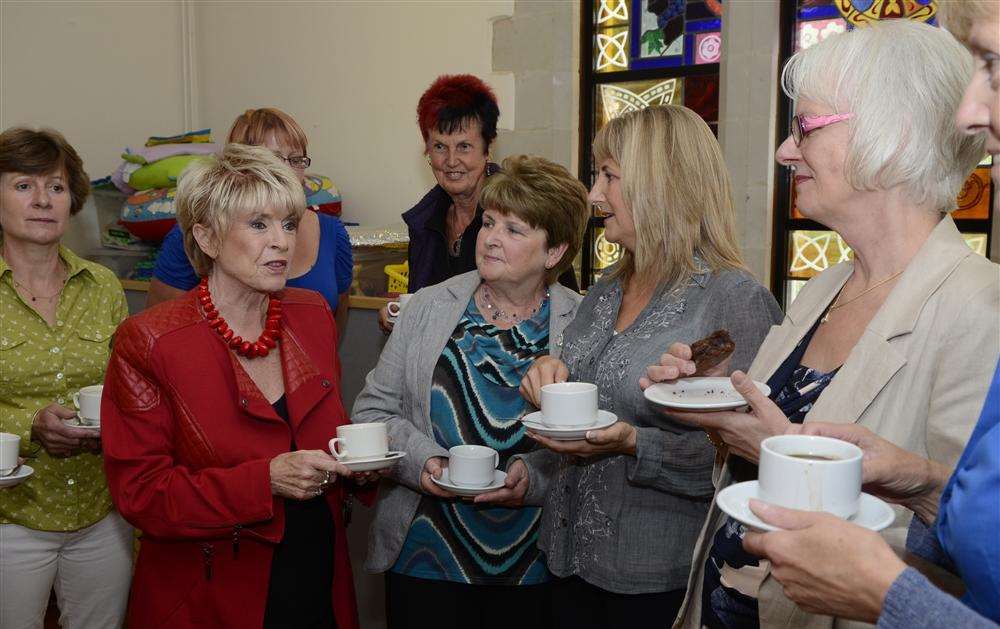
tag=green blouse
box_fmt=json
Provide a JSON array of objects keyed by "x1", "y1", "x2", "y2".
[{"x1": 0, "y1": 245, "x2": 128, "y2": 531}]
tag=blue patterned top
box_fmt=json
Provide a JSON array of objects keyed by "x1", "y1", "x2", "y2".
[{"x1": 391, "y1": 298, "x2": 552, "y2": 585}]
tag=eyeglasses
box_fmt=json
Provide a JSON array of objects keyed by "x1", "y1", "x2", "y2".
[
  {"x1": 791, "y1": 113, "x2": 854, "y2": 145},
  {"x1": 274, "y1": 154, "x2": 311, "y2": 169}
]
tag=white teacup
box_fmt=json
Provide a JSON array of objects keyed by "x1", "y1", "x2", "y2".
[
  {"x1": 74, "y1": 385, "x2": 104, "y2": 426},
  {"x1": 387, "y1": 294, "x2": 413, "y2": 318},
  {"x1": 448, "y1": 445, "x2": 498, "y2": 487},
  {"x1": 758, "y1": 435, "x2": 863, "y2": 519},
  {"x1": 1, "y1": 433, "x2": 21, "y2": 476},
  {"x1": 540, "y1": 382, "x2": 599, "y2": 428},
  {"x1": 329, "y1": 423, "x2": 389, "y2": 461}
]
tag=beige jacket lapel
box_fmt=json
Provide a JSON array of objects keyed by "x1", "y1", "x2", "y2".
[{"x1": 804, "y1": 217, "x2": 973, "y2": 426}]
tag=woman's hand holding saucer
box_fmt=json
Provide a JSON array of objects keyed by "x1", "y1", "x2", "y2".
[
  {"x1": 742, "y1": 499, "x2": 905, "y2": 623},
  {"x1": 475, "y1": 459, "x2": 529, "y2": 507},
  {"x1": 31, "y1": 403, "x2": 95, "y2": 457},
  {"x1": 420, "y1": 456, "x2": 457, "y2": 499},
  {"x1": 519, "y1": 356, "x2": 569, "y2": 408},
  {"x1": 269, "y1": 450, "x2": 352, "y2": 500},
  {"x1": 666, "y1": 372, "x2": 790, "y2": 463},
  {"x1": 527, "y1": 421, "x2": 637, "y2": 457}
]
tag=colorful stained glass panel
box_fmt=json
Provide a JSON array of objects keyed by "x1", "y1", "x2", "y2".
[
  {"x1": 596, "y1": 0, "x2": 630, "y2": 27},
  {"x1": 796, "y1": 17, "x2": 846, "y2": 50},
  {"x1": 632, "y1": 0, "x2": 724, "y2": 69},
  {"x1": 953, "y1": 167, "x2": 992, "y2": 220},
  {"x1": 683, "y1": 74, "x2": 719, "y2": 123},
  {"x1": 596, "y1": 26, "x2": 630, "y2": 72},
  {"x1": 788, "y1": 230, "x2": 852, "y2": 279},
  {"x1": 595, "y1": 78, "x2": 683, "y2": 130}
]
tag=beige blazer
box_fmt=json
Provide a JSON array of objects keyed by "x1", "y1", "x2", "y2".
[{"x1": 675, "y1": 216, "x2": 1000, "y2": 629}]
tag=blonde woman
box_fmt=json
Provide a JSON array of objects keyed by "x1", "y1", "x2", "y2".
[
  {"x1": 510, "y1": 105, "x2": 782, "y2": 628},
  {"x1": 102, "y1": 145, "x2": 362, "y2": 629}
]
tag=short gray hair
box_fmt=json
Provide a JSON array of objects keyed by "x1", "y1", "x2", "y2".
[{"x1": 781, "y1": 19, "x2": 985, "y2": 212}]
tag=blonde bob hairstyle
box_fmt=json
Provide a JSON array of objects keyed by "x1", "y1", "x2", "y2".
[
  {"x1": 176, "y1": 143, "x2": 306, "y2": 277},
  {"x1": 592, "y1": 105, "x2": 745, "y2": 289},
  {"x1": 940, "y1": 0, "x2": 997, "y2": 46},
  {"x1": 479, "y1": 155, "x2": 590, "y2": 284},
  {"x1": 781, "y1": 19, "x2": 985, "y2": 212}
]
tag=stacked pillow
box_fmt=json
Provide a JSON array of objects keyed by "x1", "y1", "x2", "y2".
[{"x1": 112, "y1": 129, "x2": 217, "y2": 241}]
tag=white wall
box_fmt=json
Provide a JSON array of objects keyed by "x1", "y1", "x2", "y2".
[
  {"x1": 1, "y1": 1, "x2": 517, "y2": 236},
  {"x1": 195, "y1": 1, "x2": 514, "y2": 227},
  {"x1": 0, "y1": 1, "x2": 189, "y2": 179}
]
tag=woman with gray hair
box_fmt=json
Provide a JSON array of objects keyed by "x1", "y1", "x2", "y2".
[
  {"x1": 650, "y1": 19, "x2": 999, "y2": 629},
  {"x1": 102, "y1": 144, "x2": 364, "y2": 629}
]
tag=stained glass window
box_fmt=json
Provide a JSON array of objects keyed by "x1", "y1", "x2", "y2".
[
  {"x1": 773, "y1": 0, "x2": 993, "y2": 307},
  {"x1": 581, "y1": 0, "x2": 723, "y2": 287}
]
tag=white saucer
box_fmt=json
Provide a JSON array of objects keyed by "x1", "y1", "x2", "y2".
[
  {"x1": 644, "y1": 377, "x2": 771, "y2": 412},
  {"x1": 340, "y1": 451, "x2": 406, "y2": 472},
  {"x1": 519, "y1": 410, "x2": 618, "y2": 440},
  {"x1": 64, "y1": 416, "x2": 100, "y2": 432},
  {"x1": 716, "y1": 480, "x2": 895, "y2": 532},
  {"x1": 0, "y1": 465, "x2": 34, "y2": 488},
  {"x1": 432, "y1": 468, "x2": 507, "y2": 497}
]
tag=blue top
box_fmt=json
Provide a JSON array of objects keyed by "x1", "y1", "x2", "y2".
[
  {"x1": 878, "y1": 359, "x2": 1000, "y2": 629},
  {"x1": 152, "y1": 213, "x2": 353, "y2": 311},
  {"x1": 391, "y1": 298, "x2": 552, "y2": 585},
  {"x1": 936, "y1": 359, "x2": 1000, "y2": 621}
]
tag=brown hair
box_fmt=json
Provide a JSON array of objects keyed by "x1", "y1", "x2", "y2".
[
  {"x1": 0, "y1": 127, "x2": 90, "y2": 214},
  {"x1": 593, "y1": 105, "x2": 745, "y2": 289},
  {"x1": 479, "y1": 155, "x2": 589, "y2": 284},
  {"x1": 227, "y1": 108, "x2": 308, "y2": 155}
]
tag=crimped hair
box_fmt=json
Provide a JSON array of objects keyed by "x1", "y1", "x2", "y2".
[
  {"x1": 227, "y1": 107, "x2": 308, "y2": 155},
  {"x1": 940, "y1": 0, "x2": 997, "y2": 45},
  {"x1": 479, "y1": 155, "x2": 589, "y2": 284},
  {"x1": 593, "y1": 105, "x2": 745, "y2": 289},
  {"x1": 0, "y1": 126, "x2": 90, "y2": 214},
  {"x1": 781, "y1": 19, "x2": 985, "y2": 212},
  {"x1": 416, "y1": 74, "x2": 500, "y2": 148},
  {"x1": 176, "y1": 144, "x2": 306, "y2": 277}
]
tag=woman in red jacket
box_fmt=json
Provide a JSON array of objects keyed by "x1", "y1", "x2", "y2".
[{"x1": 101, "y1": 144, "x2": 362, "y2": 629}]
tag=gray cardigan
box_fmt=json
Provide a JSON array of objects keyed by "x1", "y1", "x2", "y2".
[{"x1": 351, "y1": 270, "x2": 583, "y2": 573}]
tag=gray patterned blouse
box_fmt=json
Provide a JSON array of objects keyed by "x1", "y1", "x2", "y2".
[{"x1": 521, "y1": 265, "x2": 783, "y2": 595}]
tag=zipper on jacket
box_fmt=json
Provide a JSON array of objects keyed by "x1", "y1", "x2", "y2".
[
  {"x1": 232, "y1": 524, "x2": 242, "y2": 558},
  {"x1": 201, "y1": 543, "x2": 214, "y2": 581}
]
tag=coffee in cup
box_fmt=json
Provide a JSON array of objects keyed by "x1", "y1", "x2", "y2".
[
  {"x1": 758, "y1": 434, "x2": 862, "y2": 519},
  {"x1": 329, "y1": 423, "x2": 389, "y2": 461},
  {"x1": 540, "y1": 382, "x2": 599, "y2": 428},
  {"x1": 74, "y1": 385, "x2": 104, "y2": 426},
  {"x1": 0, "y1": 433, "x2": 20, "y2": 476},
  {"x1": 448, "y1": 445, "x2": 499, "y2": 487},
  {"x1": 387, "y1": 294, "x2": 413, "y2": 318}
]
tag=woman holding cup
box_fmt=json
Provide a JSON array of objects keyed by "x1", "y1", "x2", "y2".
[
  {"x1": 513, "y1": 105, "x2": 782, "y2": 628},
  {"x1": 352, "y1": 155, "x2": 589, "y2": 628},
  {"x1": 652, "y1": 21, "x2": 999, "y2": 629},
  {"x1": 719, "y1": 5, "x2": 1000, "y2": 628},
  {"x1": 0, "y1": 127, "x2": 133, "y2": 628},
  {"x1": 101, "y1": 145, "x2": 364, "y2": 629}
]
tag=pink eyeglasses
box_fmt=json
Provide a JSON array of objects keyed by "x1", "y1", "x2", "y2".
[{"x1": 791, "y1": 112, "x2": 854, "y2": 145}]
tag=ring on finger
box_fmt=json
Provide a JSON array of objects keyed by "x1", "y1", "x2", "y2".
[{"x1": 320, "y1": 470, "x2": 333, "y2": 487}]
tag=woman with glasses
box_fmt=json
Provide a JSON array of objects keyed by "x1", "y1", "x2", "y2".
[
  {"x1": 652, "y1": 20, "x2": 1000, "y2": 629},
  {"x1": 147, "y1": 108, "x2": 353, "y2": 341}
]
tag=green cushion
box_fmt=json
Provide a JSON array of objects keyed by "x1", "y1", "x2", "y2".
[{"x1": 127, "y1": 154, "x2": 210, "y2": 190}]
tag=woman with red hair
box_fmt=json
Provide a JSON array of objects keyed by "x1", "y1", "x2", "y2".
[{"x1": 379, "y1": 75, "x2": 578, "y2": 332}]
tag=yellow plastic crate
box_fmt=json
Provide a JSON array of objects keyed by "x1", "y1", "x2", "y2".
[{"x1": 384, "y1": 261, "x2": 409, "y2": 294}]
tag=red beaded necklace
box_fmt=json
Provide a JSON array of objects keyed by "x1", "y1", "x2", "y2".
[{"x1": 198, "y1": 278, "x2": 282, "y2": 359}]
